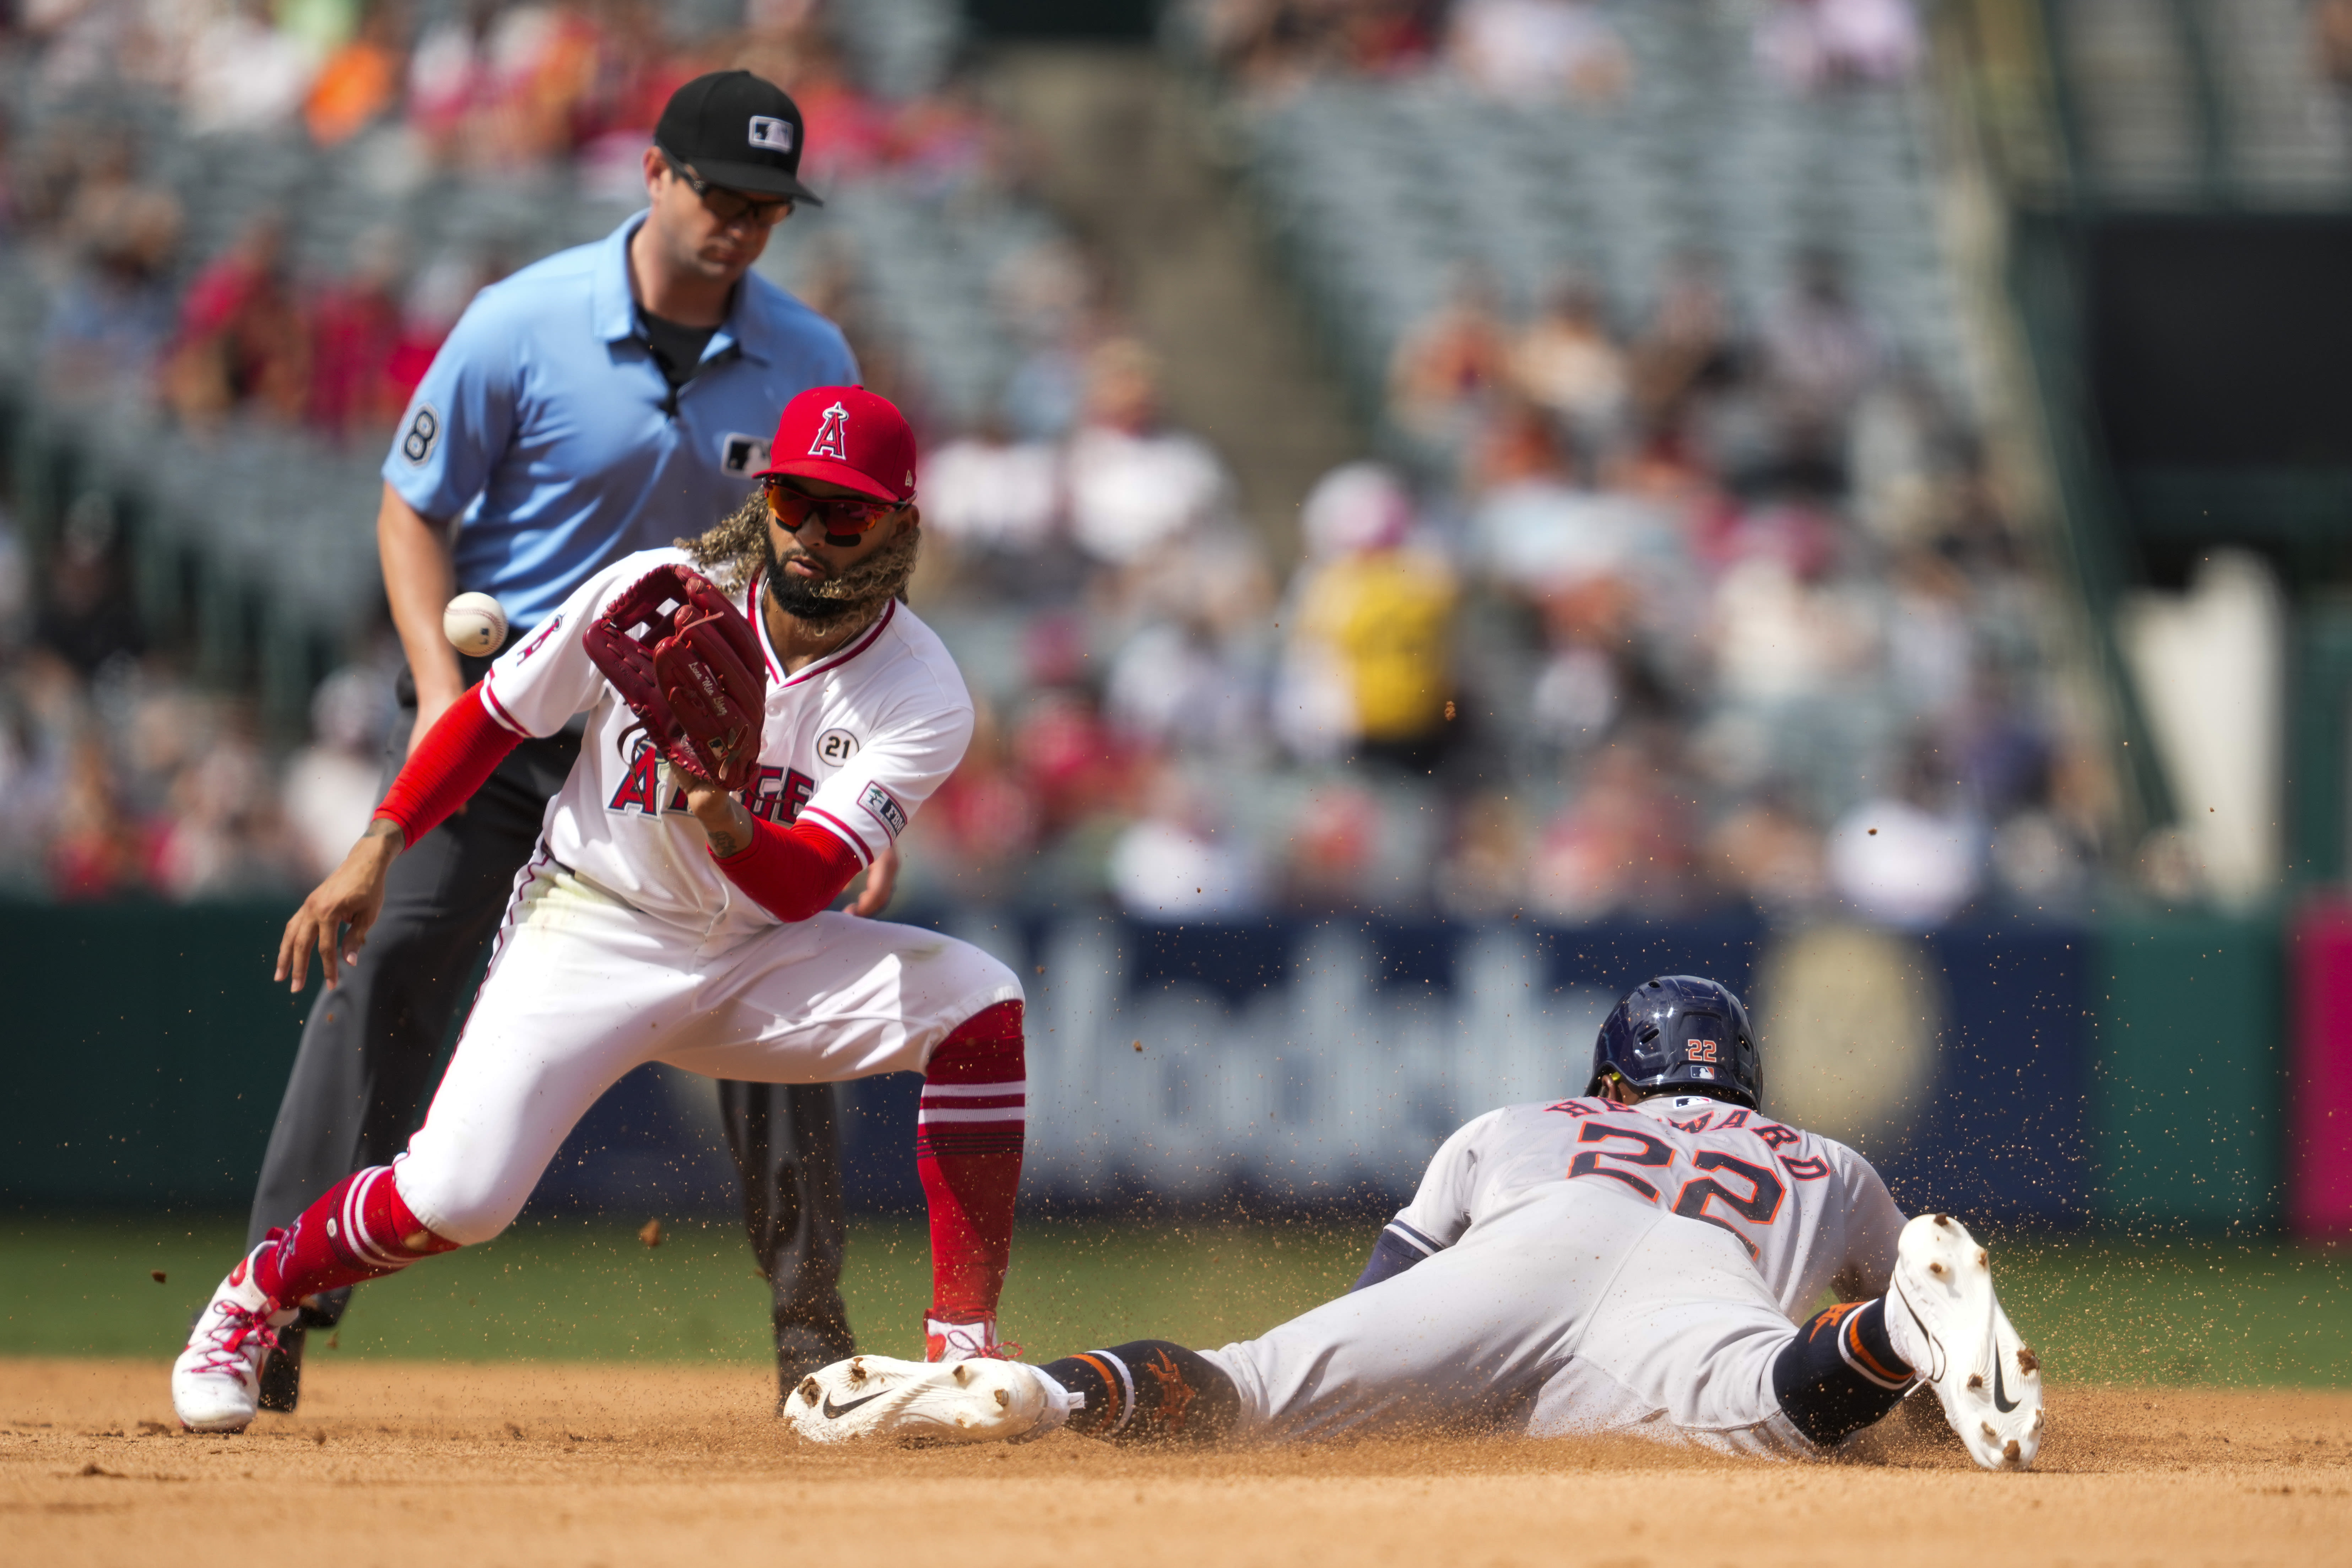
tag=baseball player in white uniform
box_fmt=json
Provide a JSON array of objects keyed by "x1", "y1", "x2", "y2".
[
  {"x1": 783, "y1": 976, "x2": 2045, "y2": 1471},
  {"x1": 173, "y1": 388, "x2": 1032, "y2": 1433}
]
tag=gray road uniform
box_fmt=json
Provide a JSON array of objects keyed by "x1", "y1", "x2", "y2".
[{"x1": 1202, "y1": 1092, "x2": 1909, "y2": 1457}]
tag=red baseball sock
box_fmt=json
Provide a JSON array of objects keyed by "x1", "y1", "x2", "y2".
[
  {"x1": 253, "y1": 1164, "x2": 458, "y2": 1306},
  {"x1": 917, "y1": 1001, "x2": 1025, "y2": 1353}
]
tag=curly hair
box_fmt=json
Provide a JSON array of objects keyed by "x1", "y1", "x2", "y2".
[{"x1": 677, "y1": 491, "x2": 773, "y2": 595}]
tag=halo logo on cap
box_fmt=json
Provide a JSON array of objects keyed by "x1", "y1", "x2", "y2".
[
  {"x1": 759, "y1": 384, "x2": 915, "y2": 502},
  {"x1": 809, "y1": 402, "x2": 849, "y2": 459},
  {"x1": 749, "y1": 115, "x2": 794, "y2": 152}
]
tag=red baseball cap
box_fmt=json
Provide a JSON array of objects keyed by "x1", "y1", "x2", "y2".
[{"x1": 757, "y1": 385, "x2": 917, "y2": 504}]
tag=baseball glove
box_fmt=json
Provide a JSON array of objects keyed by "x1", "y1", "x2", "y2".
[{"x1": 582, "y1": 564, "x2": 768, "y2": 791}]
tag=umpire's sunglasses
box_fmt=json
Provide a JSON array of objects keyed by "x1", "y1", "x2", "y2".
[
  {"x1": 663, "y1": 153, "x2": 794, "y2": 227},
  {"x1": 763, "y1": 475, "x2": 902, "y2": 536}
]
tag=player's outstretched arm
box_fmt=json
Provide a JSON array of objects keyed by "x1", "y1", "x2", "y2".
[
  {"x1": 680, "y1": 776, "x2": 866, "y2": 921},
  {"x1": 276, "y1": 683, "x2": 525, "y2": 991},
  {"x1": 276, "y1": 819, "x2": 404, "y2": 991},
  {"x1": 1348, "y1": 1111, "x2": 1491, "y2": 1290}
]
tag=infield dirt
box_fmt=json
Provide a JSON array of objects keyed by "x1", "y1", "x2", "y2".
[{"x1": 4, "y1": 1359, "x2": 2346, "y2": 1567}]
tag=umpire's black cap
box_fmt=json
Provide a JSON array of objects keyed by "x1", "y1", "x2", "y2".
[{"x1": 655, "y1": 70, "x2": 824, "y2": 207}]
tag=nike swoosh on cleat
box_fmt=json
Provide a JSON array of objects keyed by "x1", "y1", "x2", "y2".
[
  {"x1": 822, "y1": 1390, "x2": 888, "y2": 1420},
  {"x1": 1992, "y1": 1358, "x2": 2018, "y2": 1414}
]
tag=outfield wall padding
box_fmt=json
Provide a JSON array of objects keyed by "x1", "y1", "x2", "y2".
[
  {"x1": 2, "y1": 902, "x2": 308, "y2": 1209},
  {"x1": 0, "y1": 902, "x2": 2288, "y2": 1230},
  {"x1": 2089, "y1": 913, "x2": 2285, "y2": 1229}
]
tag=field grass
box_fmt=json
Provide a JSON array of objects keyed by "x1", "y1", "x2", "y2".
[
  {"x1": 0, "y1": 1212, "x2": 1369, "y2": 1367},
  {"x1": 4, "y1": 1213, "x2": 2348, "y2": 1386}
]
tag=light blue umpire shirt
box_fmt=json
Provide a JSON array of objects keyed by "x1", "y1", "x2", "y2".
[{"x1": 383, "y1": 209, "x2": 857, "y2": 627}]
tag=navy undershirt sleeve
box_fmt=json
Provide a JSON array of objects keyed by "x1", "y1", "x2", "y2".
[{"x1": 1350, "y1": 1224, "x2": 1441, "y2": 1292}]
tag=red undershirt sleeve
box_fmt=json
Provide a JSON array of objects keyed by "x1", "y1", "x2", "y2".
[
  {"x1": 710, "y1": 816, "x2": 866, "y2": 923},
  {"x1": 373, "y1": 685, "x2": 522, "y2": 845},
  {"x1": 375, "y1": 683, "x2": 862, "y2": 920}
]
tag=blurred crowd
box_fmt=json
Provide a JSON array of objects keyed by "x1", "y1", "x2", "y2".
[
  {"x1": 0, "y1": 485, "x2": 403, "y2": 900},
  {"x1": 1186, "y1": 0, "x2": 1921, "y2": 101},
  {"x1": 0, "y1": 0, "x2": 1026, "y2": 902},
  {"x1": 903, "y1": 237, "x2": 2108, "y2": 929},
  {"x1": 11, "y1": 0, "x2": 1026, "y2": 432},
  {"x1": 0, "y1": 0, "x2": 2105, "y2": 927},
  {"x1": 890, "y1": 0, "x2": 2101, "y2": 930}
]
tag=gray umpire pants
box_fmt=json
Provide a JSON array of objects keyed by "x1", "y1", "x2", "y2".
[{"x1": 245, "y1": 649, "x2": 855, "y2": 1374}]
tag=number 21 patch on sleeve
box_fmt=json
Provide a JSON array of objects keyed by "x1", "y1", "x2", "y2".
[{"x1": 860, "y1": 782, "x2": 908, "y2": 838}]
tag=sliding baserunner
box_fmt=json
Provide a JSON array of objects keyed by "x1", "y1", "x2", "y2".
[{"x1": 784, "y1": 975, "x2": 2043, "y2": 1470}]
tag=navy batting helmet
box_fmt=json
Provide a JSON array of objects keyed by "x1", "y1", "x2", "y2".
[{"x1": 1585, "y1": 975, "x2": 1762, "y2": 1109}]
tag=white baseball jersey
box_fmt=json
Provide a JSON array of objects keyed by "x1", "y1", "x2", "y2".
[
  {"x1": 391, "y1": 546, "x2": 1018, "y2": 1246},
  {"x1": 1388, "y1": 1093, "x2": 1905, "y2": 1317},
  {"x1": 479, "y1": 547, "x2": 973, "y2": 940}
]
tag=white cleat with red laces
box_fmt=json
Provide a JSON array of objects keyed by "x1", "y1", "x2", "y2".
[
  {"x1": 172, "y1": 1245, "x2": 296, "y2": 1433},
  {"x1": 924, "y1": 1310, "x2": 1013, "y2": 1363}
]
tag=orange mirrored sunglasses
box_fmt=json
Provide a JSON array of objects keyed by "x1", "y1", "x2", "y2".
[{"x1": 762, "y1": 475, "x2": 901, "y2": 536}]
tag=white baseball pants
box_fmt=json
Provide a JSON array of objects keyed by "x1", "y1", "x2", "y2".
[
  {"x1": 1202, "y1": 1181, "x2": 1818, "y2": 1459},
  {"x1": 394, "y1": 852, "x2": 1023, "y2": 1245}
]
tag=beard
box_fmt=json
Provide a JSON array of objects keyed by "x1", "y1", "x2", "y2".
[{"x1": 762, "y1": 525, "x2": 921, "y2": 633}]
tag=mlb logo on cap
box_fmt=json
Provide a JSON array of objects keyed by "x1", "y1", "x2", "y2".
[
  {"x1": 758, "y1": 385, "x2": 918, "y2": 503},
  {"x1": 654, "y1": 70, "x2": 822, "y2": 206}
]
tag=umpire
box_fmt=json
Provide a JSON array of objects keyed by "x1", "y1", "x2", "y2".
[{"x1": 250, "y1": 71, "x2": 863, "y2": 1409}]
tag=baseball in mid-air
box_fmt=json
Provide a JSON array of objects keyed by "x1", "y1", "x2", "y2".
[{"x1": 443, "y1": 592, "x2": 507, "y2": 656}]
